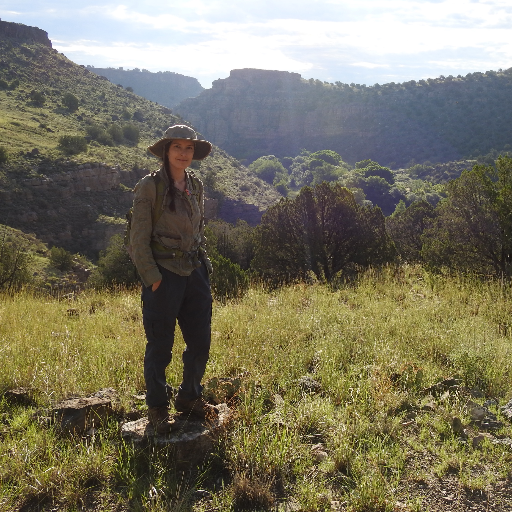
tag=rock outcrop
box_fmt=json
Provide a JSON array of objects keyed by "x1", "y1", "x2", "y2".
[
  {"x1": 176, "y1": 68, "x2": 498, "y2": 166},
  {"x1": 0, "y1": 19, "x2": 52, "y2": 47}
]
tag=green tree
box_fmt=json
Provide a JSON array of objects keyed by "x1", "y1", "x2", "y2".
[
  {"x1": 249, "y1": 156, "x2": 287, "y2": 184},
  {"x1": 86, "y1": 124, "x2": 114, "y2": 146},
  {"x1": 62, "y1": 92, "x2": 79, "y2": 112},
  {"x1": 309, "y1": 149, "x2": 344, "y2": 166},
  {"x1": 386, "y1": 200, "x2": 435, "y2": 262},
  {"x1": 422, "y1": 156, "x2": 512, "y2": 276},
  {"x1": 49, "y1": 246, "x2": 74, "y2": 271},
  {"x1": 0, "y1": 231, "x2": 33, "y2": 291},
  {"x1": 29, "y1": 90, "x2": 45, "y2": 106},
  {"x1": 252, "y1": 182, "x2": 395, "y2": 284},
  {"x1": 58, "y1": 135, "x2": 88, "y2": 155},
  {"x1": 123, "y1": 124, "x2": 140, "y2": 143},
  {"x1": 206, "y1": 219, "x2": 255, "y2": 270},
  {"x1": 89, "y1": 234, "x2": 139, "y2": 288},
  {"x1": 108, "y1": 124, "x2": 124, "y2": 143}
]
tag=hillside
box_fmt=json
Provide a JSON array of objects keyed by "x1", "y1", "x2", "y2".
[
  {"x1": 0, "y1": 21, "x2": 280, "y2": 257},
  {"x1": 176, "y1": 68, "x2": 512, "y2": 167},
  {"x1": 86, "y1": 66, "x2": 204, "y2": 108}
]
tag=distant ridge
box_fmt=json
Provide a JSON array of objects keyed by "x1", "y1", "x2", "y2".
[
  {"x1": 176, "y1": 67, "x2": 512, "y2": 166},
  {"x1": 87, "y1": 66, "x2": 204, "y2": 108},
  {"x1": 0, "y1": 18, "x2": 52, "y2": 47}
]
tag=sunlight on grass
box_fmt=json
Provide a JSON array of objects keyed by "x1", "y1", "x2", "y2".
[{"x1": 2, "y1": 265, "x2": 512, "y2": 509}]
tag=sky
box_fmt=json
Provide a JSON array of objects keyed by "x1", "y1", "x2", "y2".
[{"x1": 2, "y1": 0, "x2": 512, "y2": 89}]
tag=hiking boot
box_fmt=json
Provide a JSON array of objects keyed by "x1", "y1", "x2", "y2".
[
  {"x1": 147, "y1": 406, "x2": 177, "y2": 434},
  {"x1": 174, "y1": 396, "x2": 218, "y2": 421}
]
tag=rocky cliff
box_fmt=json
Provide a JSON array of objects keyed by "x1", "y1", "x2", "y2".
[
  {"x1": 0, "y1": 19, "x2": 52, "y2": 47},
  {"x1": 176, "y1": 68, "x2": 512, "y2": 167},
  {"x1": 0, "y1": 163, "x2": 221, "y2": 256}
]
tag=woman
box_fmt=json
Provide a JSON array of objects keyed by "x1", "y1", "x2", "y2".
[{"x1": 130, "y1": 124, "x2": 216, "y2": 434}]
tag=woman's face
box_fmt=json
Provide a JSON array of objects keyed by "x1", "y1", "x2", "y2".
[{"x1": 167, "y1": 139, "x2": 195, "y2": 174}]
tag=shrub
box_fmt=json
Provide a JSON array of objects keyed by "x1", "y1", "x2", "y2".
[
  {"x1": 58, "y1": 135, "x2": 88, "y2": 155},
  {"x1": 108, "y1": 124, "x2": 124, "y2": 143},
  {"x1": 62, "y1": 92, "x2": 79, "y2": 112},
  {"x1": 0, "y1": 79, "x2": 8, "y2": 89},
  {"x1": 49, "y1": 246, "x2": 73, "y2": 271},
  {"x1": 0, "y1": 146, "x2": 8, "y2": 164},
  {"x1": 123, "y1": 124, "x2": 140, "y2": 143},
  {"x1": 88, "y1": 234, "x2": 139, "y2": 288},
  {"x1": 86, "y1": 124, "x2": 114, "y2": 146},
  {"x1": 9, "y1": 79, "x2": 19, "y2": 90},
  {"x1": 29, "y1": 90, "x2": 45, "y2": 106},
  {"x1": 210, "y1": 253, "x2": 249, "y2": 301}
]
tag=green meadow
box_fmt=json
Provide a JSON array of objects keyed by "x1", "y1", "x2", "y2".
[{"x1": 1, "y1": 265, "x2": 512, "y2": 511}]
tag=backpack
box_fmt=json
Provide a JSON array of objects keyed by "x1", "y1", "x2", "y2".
[{"x1": 124, "y1": 170, "x2": 202, "y2": 262}]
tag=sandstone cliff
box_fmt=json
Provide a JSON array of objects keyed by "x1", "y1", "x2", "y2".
[
  {"x1": 0, "y1": 19, "x2": 52, "y2": 47},
  {"x1": 176, "y1": 68, "x2": 512, "y2": 167}
]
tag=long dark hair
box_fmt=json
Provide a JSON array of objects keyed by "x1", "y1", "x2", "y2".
[{"x1": 162, "y1": 141, "x2": 177, "y2": 212}]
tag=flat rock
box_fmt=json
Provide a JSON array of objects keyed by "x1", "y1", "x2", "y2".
[
  {"x1": 52, "y1": 392, "x2": 114, "y2": 435},
  {"x1": 121, "y1": 403, "x2": 231, "y2": 467},
  {"x1": 4, "y1": 387, "x2": 36, "y2": 406}
]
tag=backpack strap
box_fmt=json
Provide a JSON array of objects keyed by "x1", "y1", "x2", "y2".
[{"x1": 150, "y1": 171, "x2": 166, "y2": 227}]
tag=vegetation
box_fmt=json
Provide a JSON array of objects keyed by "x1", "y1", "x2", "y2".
[
  {"x1": 421, "y1": 156, "x2": 512, "y2": 277},
  {"x1": 252, "y1": 182, "x2": 394, "y2": 283},
  {"x1": 2, "y1": 267, "x2": 512, "y2": 510},
  {"x1": 86, "y1": 65, "x2": 204, "y2": 108},
  {"x1": 0, "y1": 37, "x2": 179, "y2": 173},
  {"x1": 177, "y1": 67, "x2": 512, "y2": 167}
]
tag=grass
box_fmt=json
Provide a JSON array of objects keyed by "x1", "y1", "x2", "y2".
[{"x1": 2, "y1": 265, "x2": 512, "y2": 510}]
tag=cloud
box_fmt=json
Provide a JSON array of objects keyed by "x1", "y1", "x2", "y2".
[{"x1": 4, "y1": 0, "x2": 512, "y2": 88}]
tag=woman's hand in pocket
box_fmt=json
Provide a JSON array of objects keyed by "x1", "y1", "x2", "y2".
[{"x1": 152, "y1": 280, "x2": 162, "y2": 292}]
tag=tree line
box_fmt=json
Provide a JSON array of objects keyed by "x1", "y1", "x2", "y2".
[{"x1": 3, "y1": 156, "x2": 512, "y2": 295}]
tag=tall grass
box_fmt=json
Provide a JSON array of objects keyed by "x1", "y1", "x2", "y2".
[{"x1": 2, "y1": 265, "x2": 512, "y2": 510}]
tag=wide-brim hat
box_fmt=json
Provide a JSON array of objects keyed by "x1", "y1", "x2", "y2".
[{"x1": 147, "y1": 125, "x2": 212, "y2": 160}]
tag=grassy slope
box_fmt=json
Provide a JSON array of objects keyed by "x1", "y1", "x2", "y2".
[
  {"x1": 1, "y1": 266, "x2": 512, "y2": 511},
  {"x1": 0, "y1": 36, "x2": 280, "y2": 259},
  {"x1": 0, "y1": 37, "x2": 279, "y2": 208}
]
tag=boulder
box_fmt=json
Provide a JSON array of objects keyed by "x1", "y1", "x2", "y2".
[
  {"x1": 121, "y1": 403, "x2": 231, "y2": 468},
  {"x1": 52, "y1": 389, "x2": 116, "y2": 434}
]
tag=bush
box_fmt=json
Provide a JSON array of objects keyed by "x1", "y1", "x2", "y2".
[
  {"x1": 29, "y1": 90, "x2": 45, "y2": 106},
  {"x1": 108, "y1": 124, "x2": 124, "y2": 143},
  {"x1": 58, "y1": 135, "x2": 88, "y2": 155},
  {"x1": 86, "y1": 124, "x2": 114, "y2": 146},
  {"x1": 49, "y1": 246, "x2": 73, "y2": 271},
  {"x1": 62, "y1": 92, "x2": 79, "y2": 112},
  {"x1": 210, "y1": 253, "x2": 249, "y2": 301},
  {"x1": 0, "y1": 146, "x2": 8, "y2": 164},
  {"x1": 123, "y1": 124, "x2": 140, "y2": 143},
  {"x1": 88, "y1": 234, "x2": 139, "y2": 288},
  {"x1": 0, "y1": 79, "x2": 8, "y2": 90}
]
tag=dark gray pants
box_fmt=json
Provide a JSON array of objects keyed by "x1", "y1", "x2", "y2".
[{"x1": 142, "y1": 262, "x2": 212, "y2": 408}]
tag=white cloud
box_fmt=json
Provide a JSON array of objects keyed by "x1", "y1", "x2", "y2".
[{"x1": 5, "y1": 0, "x2": 512, "y2": 87}]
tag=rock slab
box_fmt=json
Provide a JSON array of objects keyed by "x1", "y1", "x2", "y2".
[{"x1": 121, "y1": 403, "x2": 231, "y2": 467}]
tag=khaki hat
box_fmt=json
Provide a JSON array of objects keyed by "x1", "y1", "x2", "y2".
[{"x1": 147, "y1": 125, "x2": 212, "y2": 160}]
